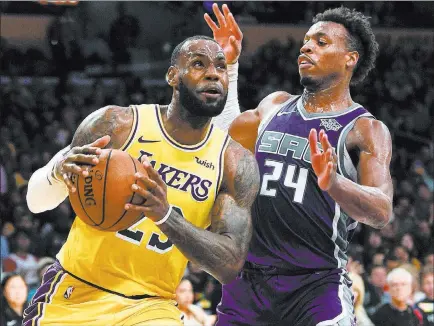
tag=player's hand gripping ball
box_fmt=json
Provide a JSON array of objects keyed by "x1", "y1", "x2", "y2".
[{"x1": 68, "y1": 149, "x2": 148, "y2": 231}]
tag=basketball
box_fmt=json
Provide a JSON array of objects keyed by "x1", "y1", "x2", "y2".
[{"x1": 68, "y1": 149, "x2": 147, "y2": 232}]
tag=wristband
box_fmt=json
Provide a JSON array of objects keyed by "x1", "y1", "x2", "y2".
[{"x1": 155, "y1": 205, "x2": 172, "y2": 225}]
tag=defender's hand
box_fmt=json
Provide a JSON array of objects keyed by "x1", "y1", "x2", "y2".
[
  {"x1": 204, "y1": 3, "x2": 243, "y2": 64},
  {"x1": 309, "y1": 129, "x2": 338, "y2": 191},
  {"x1": 55, "y1": 136, "x2": 111, "y2": 192},
  {"x1": 126, "y1": 158, "x2": 170, "y2": 223}
]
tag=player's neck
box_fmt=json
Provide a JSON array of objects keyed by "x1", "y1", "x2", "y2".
[
  {"x1": 302, "y1": 83, "x2": 353, "y2": 114},
  {"x1": 160, "y1": 103, "x2": 212, "y2": 146}
]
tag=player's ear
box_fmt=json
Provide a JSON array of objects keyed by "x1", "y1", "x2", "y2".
[
  {"x1": 166, "y1": 66, "x2": 178, "y2": 87},
  {"x1": 346, "y1": 51, "x2": 359, "y2": 71}
]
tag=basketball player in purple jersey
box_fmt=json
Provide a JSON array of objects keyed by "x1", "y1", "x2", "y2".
[{"x1": 207, "y1": 6, "x2": 394, "y2": 326}]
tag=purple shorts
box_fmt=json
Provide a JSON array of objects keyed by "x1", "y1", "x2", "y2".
[{"x1": 216, "y1": 262, "x2": 355, "y2": 326}]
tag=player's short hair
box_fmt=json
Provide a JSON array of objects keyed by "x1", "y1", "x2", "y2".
[
  {"x1": 313, "y1": 6, "x2": 379, "y2": 85},
  {"x1": 170, "y1": 35, "x2": 218, "y2": 66}
]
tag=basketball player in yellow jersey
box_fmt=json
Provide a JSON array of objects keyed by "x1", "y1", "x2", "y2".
[{"x1": 24, "y1": 5, "x2": 259, "y2": 326}]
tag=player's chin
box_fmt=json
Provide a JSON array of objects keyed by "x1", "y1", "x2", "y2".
[
  {"x1": 300, "y1": 75, "x2": 319, "y2": 89},
  {"x1": 201, "y1": 101, "x2": 225, "y2": 117}
]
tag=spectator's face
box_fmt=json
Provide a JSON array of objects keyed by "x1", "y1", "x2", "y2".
[
  {"x1": 170, "y1": 39, "x2": 229, "y2": 118},
  {"x1": 299, "y1": 22, "x2": 357, "y2": 89},
  {"x1": 3, "y1": 275, "x2": 28, "y2": 306},
  {"x1": 388, "y1": 275, "x2": 413, "y2": 303},
  {"x1": 422, "y1": 273, "x2": 434, "y2": 300},
  {"x1": 418, "y1": 221, "x2": 431, "y2": 236},
  {"x1": 394, "y1": 247, "x2": 409, "y2": 263},
  {"x1": 401, "y1": 234, "x2": 414, "y2": 251},
  {"x1": 175, "y1": 279, "x2": 194, "y2": 309},
  {"x1": 425, "y1": 254, "x2": 434, "y2": 267},
  {"x1": 17, "y1": 215, "x2": 34, "y2": 232},
  {"x1": 400, "y1": 181, "x2": 413, "y2": 196},
  {"x1": 418, "y1": 184, "x2": 432, "y2": 201},
  {"x1": 372, "y1": 253, "x2": 385, "y2": 266},
  {"x1": 368, "y1": 232, "x2": 382, "y2": 248},
  {"x1": 16, "y1": 232, "x2": 31, "y2": 252},
  {"x1": 370, "y1": 267, "x2": 387, "y2": 288}
]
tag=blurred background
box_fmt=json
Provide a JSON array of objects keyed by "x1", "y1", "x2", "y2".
[{"x1": 0, "y1": 1, "x2": 433, "y2": 325}]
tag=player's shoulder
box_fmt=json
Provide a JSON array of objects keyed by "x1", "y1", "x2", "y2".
[
  {"x1": 353, "y1": 116, "x2": 389, "y2": 133},
  {"x1": 256, "y1": 91, "x2": 296, "y2": 120},
  {"x1": 221, "y1": 138, "x2": 260, "y2": 202},
  {"x1": 233, "y1": 91, "x2": 295, "y2": 125},
  {"x1": 348, "y1": 117, "x2": 391, "y2": 152}
]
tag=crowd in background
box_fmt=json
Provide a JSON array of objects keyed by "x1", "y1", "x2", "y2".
[{"x1": 1, "y1": 2, "x2": 433, "y2": 325}]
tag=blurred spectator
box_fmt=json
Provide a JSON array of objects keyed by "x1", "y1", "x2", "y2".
[
  {"x1": 372, "y1": 268, "x2": 427, "y2": 326},
  {"x1": 0, "y1": 273, "x2": 28, "y2": 326},
  {"x1": 175, "y1": 277, "x2": 216, "y2": 326},
  {"x1": 365, "y1": 265, "x2": 389, "y2": 316},
  {"x1": 37, "y1": 202, "x2": 72, "y2": 258},
  {"x1": 2, "y1": 231, "x2": 39, "y2": 288},
  {"x1": 108, "y1": 2, "x2": 140, "y2": 64},
  {"x1": 349, "y1": 272, "x2": 374, "y2": 326},
  {"x1": 47, "y1": 8, "x2": 85, "y2": 75},
  {"x1": 416, "y1": 268, "x2": 434, "y2": 326}
]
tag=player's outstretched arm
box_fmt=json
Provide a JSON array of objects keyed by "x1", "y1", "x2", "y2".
[
  {"x1": 206, "y1": 3, "x2": 243, "y2": 131},
  {"x1": 27, "y1": 106, "x2": 133, "y2": 213},
  {"x1": 128, "y1": 140, "x2": 260, "y2": 284},
  {"x1": 309, "y1": 119, "x2": 393, "y2": 229}
]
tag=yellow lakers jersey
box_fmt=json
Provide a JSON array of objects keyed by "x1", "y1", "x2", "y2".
[{"x1": 57, "y1": 104, "x2": 230, "y2": 299}]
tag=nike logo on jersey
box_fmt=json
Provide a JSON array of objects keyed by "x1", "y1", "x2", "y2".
[
  {"x1": 276, "y1": 110, "x2": 293, "y2": 117},
  {"x1": 138, "y1": 136, "x2": 161, "y2": 143}
]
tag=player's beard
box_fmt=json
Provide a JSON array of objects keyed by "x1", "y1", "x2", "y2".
[
  {"x1": 178, "y1": 79, "x2": 227, "y2": 118},
  {"x1": 300, "y1": 75, "x2": 321, "y2": 92}
]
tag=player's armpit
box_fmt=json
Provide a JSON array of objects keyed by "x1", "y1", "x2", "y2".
[
  {"x1": 228, "y1": 110, "x2": 260, "y2": 153},
  {"x1": 71, "y1": 105, "x2": 134, "y2": 149},
  {"x1": 229, "y1": 91, "x2": 294, "y2": 153}
]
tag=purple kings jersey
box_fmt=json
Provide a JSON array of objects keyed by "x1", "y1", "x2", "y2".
[{"x1": 248, "y1": 96, "x2": 374, "y2": 271}]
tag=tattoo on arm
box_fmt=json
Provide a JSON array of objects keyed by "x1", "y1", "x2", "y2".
[
  {"x1": 158, "y1": 140, "x2": 260, "y2": 283},
  {"x1": 71, "y1": 105, "x2": 133, "y2": 149}
]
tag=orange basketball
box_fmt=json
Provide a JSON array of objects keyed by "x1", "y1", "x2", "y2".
[{"x1": 68, "y1": 149, "x2": 147, "y2": 232}]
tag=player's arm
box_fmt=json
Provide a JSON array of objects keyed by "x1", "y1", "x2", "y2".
[
  {"x1": 309, "y1": 119, "x2": 393, "y2": 229},
  {"x1": 129, "y1": 140, "x2": 260, "y2": 284},
  {"x1": 26, "y1": 106, "x2": 133, "y2": 213},
  {"x1": 229, "y1": 91, "x2": 293, "y2": 153},
  {"x1": 206, "y1": 4, "x2": 243, "y2": 131}
]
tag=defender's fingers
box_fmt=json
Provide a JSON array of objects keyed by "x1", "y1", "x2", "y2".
[
  {"x1": 213, "y1": 3, "x2": 226, "y2": 28},
  {"x1": 319, "y1": 130, "x2": 332, "y2": 152},
  {"x1": 227, "y1": 13, "x2": 243, "y2": 39},
  {"x1": 204, "y1": 13, "x2": 219, "y2": 31},
  {"x1": 308, "y1": 129, "x2": 319, "y2": 155}
]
